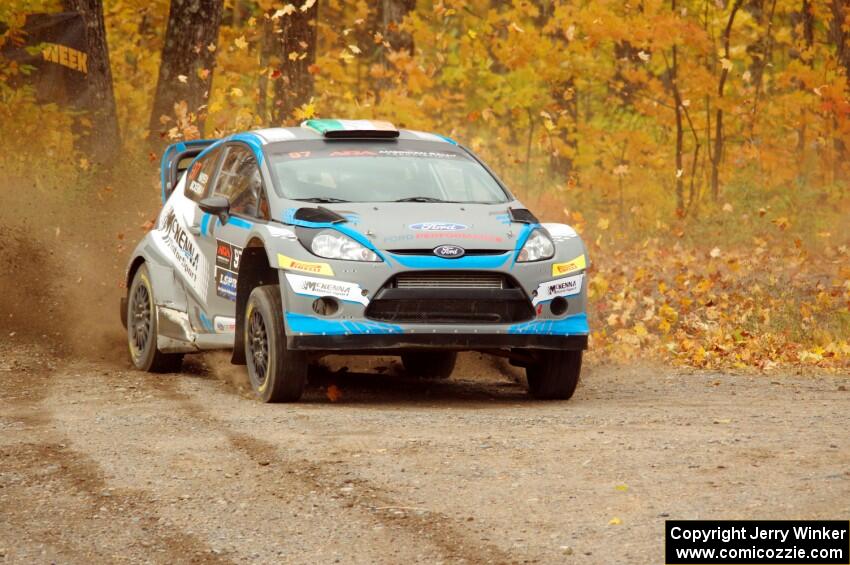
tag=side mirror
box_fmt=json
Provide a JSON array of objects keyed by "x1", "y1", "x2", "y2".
[{"x1": 199, "y1": 196, "x2": 231, "y2": 225}]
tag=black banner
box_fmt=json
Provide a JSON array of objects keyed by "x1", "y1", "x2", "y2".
[
  {"x1": 666, "y1": 520, "x2": 849, "y2": 564},
  {"x1": 2, "y1": 12, "x2": 91, "y2": 108}
]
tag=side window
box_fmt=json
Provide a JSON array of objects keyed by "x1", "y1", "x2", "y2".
[
  {"x1": 214, "y1": 146, "x2": 266, "y2": 219},
  {"x1": 184, "y1": 147, "x2": 222, "y2": 202}
]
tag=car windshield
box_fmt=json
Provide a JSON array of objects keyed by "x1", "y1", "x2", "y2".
[{"x1": 266, "y1": 141, "x2": 509, "y2": 204}]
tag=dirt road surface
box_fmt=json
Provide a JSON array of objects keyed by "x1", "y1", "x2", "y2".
[{"x1": 2, "y1": 337, "x2": 848, "y2": 564}]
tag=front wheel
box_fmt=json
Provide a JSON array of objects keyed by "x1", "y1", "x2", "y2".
[
  {"x1": 525, "y1": 350, "x2": 582, "y2": 400},
  {"x1": 127, "y1": 264, "x2": 183, "y2": 373},
  {"x1": 244, "y1": 285, "x2": 307, "y2": 402},
  {"x1": 401, "y1": 351, "x2": 457, "y2": 379}
]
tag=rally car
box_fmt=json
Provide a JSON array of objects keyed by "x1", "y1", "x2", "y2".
[{"x1": 122, "y1": 119, "x2": 589, "y2": 402}]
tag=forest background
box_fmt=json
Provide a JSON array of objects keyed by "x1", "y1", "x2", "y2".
[{"x1": 1, "y1": 0, "x2": 848, "y2": 371}]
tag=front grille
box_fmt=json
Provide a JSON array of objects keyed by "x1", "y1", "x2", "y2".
[
  {"x1": 365, "y1": 271, "x2": 533, "y2": 324},
  {"x1": 394, "y1": 272, "x2": 505, "y2": 289}
]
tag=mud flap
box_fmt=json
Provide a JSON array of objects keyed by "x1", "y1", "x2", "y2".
[{"x1": 120, "y1": 296, "x2": 128, "y2": 328}]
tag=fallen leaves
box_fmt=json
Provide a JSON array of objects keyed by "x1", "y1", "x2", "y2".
[{"x1": 589, "y1": 238, "x2": 849, "y2": 372}]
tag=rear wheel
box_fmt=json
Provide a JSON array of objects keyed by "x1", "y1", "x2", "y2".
[
  {"x1": 127, "y1": 264, "x2": 183, "y2": 373},
  {"x1": 525, "y1": 350, "x2": 582, "y2": 400},
  {"x1": 245, "y1": 285, "x2": 307, "y2": 402},
  {"x1": 401, "y1": 351, "x2": 457, "y2": 380}
]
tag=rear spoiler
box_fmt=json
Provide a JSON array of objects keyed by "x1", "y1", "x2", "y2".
[{"x1": 160, "y1": 139, "x2": 218, "y2": 203}]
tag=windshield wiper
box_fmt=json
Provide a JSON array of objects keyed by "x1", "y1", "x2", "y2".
[
  {"x1": 294, "y1": 197, "x2": 350, "y2": 203},
  {"x1": 394, "y1": 196, "x2": 454, "y2": 203}
]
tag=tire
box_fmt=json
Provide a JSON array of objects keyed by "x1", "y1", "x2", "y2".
[
  {"x1": 244, "y1": 285, "x2": 307, "y2": 402},
  {"x1": 401, "y1": 351, "x2": 457, "y2": 380},
  {"x1": 525, "y1": 350, "x2": 582, "y2": 400},
  {"x1": 127, "y1": 264, "x2": 184, "y2": 373}
]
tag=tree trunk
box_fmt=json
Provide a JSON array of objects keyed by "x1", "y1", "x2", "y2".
[
  {"x1": 795, "y1": 0, "x2": 814, "y2": 164},
  {"x1": 271, "y1": 1, "x2": 319, "y2": 124},
  {"x1": 830, "y1": 0, "x2": 850, "y2": 75},
  {"x1": 63, "y1": 0, "x2": 121, "y2": 164},
  {"x1": 673, "y1": 46, "x2": 685, "y2": 215},
  {"x1": 710, "y1": 0, "x2": 742, "y2": 201},
  {"x1": 549, "y1": 77, "x2": 578, "y2": 177},
  {"x1": 670, "y1": 0, "x2": 685, "y2": 215},
  {"x1": 378, "y1": 0, "x2": 415, "y2": 54},
  {"x1": 257, "y1": 13, "x2": 274, "y2": 123},
  {"x1": 829, "y1": 0, "x2": 850, "y2": 181},
  {"x1": 147, "y1": 0, "x2": 223, "y2": 144},
  {"x1": 373, "y1": 0, "x2": 415, "y2": 102}
]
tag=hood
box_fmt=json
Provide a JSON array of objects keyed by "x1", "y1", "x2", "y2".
[{"x1": 320, "y1": 202, "x2": 524, "y2": 252}]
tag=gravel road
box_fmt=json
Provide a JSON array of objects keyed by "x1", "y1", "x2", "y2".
[{"x1": 1, "y1": 339, "x2": 848, "y2": 564}]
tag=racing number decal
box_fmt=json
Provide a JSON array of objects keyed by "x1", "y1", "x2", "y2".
[{"x1": 215, "y1": 240, "x2": 243, "y2": 301}]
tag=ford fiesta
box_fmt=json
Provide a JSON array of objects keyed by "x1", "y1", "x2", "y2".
[{"x1": 122, "y1": 119, "x2": 590, "y2": 402}]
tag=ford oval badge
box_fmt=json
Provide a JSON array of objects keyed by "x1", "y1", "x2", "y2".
[{"x1": 433, "y1": 245, "x2": 465, "y2": 259}]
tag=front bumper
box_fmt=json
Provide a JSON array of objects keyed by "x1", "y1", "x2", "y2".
[
  {"x1": 276, "y1": 249, "x2": 591, "y2": 354},
  {"x1": 288, "y1": 332, "x2": 587, "y2": 352}
]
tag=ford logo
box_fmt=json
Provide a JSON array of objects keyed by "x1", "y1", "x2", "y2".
[
  {"x1": 433, "y1": 245, "x2": 465, "y2": 259},
  {"x1": 409, "y1": 222, "x2": 468, "y2": 231}
]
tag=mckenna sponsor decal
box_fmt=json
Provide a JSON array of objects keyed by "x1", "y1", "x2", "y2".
[
  {"x1": 551, "y1": 254, "x2": 587, "y2": 276},
  {"x1": 277, "y1": 254, "x2": 335, "y2": 276},
  {"x1": 285, "y1": 273, "x2": 369, "y2": 306},
  {"x1": 409, "y1": 222, "x2": 468, "y2": 232},
  {"x1": 215, "y1": 267, "x2": 237, "y2": 301},
  {"x1": 532, "y1": 273, "x2": 584, "y2": 306},
  {"x1": 158, "y1": 205, "x2": 208, "y2": 300}
]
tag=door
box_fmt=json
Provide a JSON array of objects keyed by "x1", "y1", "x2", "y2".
[
  {"x1": 156, "y1": 144, "x2": 224, "y2": 336},
  {"x1": 196, "y1": 143, "x2": 269, "y2": 335}
]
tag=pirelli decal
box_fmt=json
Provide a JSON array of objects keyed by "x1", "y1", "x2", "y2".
[
  {"x1": 277, "y1": 254, "x2": 335, "y2": 276},
  {"x1": 551, "y1": 254, "x2": 586, "y2": 277}
]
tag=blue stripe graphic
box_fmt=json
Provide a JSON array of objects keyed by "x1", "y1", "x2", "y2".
[
  {"x1": 285, "y1": 312, "x2": 402, "y2": 335},
  {"x1": 200, "y1": 213, "x2": 211, "y2": 236},
  {"x1": 508, "y1": 313, "x2": 589, "y2": 335}
]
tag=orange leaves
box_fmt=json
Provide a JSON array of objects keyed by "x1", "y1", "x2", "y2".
[{"x1": 162, "y1": 100, "x2": 200, "y2": 141}]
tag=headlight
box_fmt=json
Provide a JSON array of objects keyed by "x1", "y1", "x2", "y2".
[
  {"x1": 517, "y1": 229, "x2": 555, "y2": 262},
  {"x1": 310, "y1": 230, "x2": 380, "y2": 262}
]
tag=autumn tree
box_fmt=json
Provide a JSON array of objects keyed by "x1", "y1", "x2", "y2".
[
  {"x1": 147, "y1": 0, "x2": 223, "y2": 143},
  {"x1": 63, "y1": 0, "x2": 121, "y2": 163}
]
